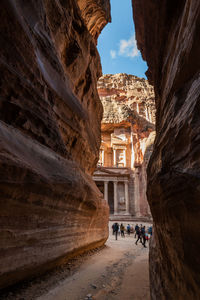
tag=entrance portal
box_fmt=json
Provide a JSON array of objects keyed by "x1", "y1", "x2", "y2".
[
  {"x1": 108, "y1": 181, "x2": 114, "y2": 214},
  {"x1": 95, "y1": 181, "x2": 104, "y2": 195}
]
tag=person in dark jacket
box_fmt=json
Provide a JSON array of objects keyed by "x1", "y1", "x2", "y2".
[
  {"x1": 112, "y1": 223, "x2": 115, "y2": 235},
  {"x1": 141, "y1": 226, "x2": 147, "y2": 248},
  {"x1": 135, "y1": 227, "x2": 142, "y2": 245},
  {"x1": 113, "y1": 222, "x2": 119, "y2": 240},
  {"x1": 134, "y1": 224, "x2": 139, "y2": 238}
]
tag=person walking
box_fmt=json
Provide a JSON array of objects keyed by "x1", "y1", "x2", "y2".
[
  {"x1": 148, "y1": 226, "x2": 152, "y2": 237},
  {"x1": 113, "y1": 222, "x2": 119, "y2": 240},
  {"x1": 120, "y1": 223, "x2": 125, "y2": 237},
  {"x1": 141, "y1": 226, "x2": 147, "y2": 248},
  {"x1": 134, "y1": 224, "x2": 139, "y2": 238},
  {"x1": 135, "y1": 227, "x2": 142, "y2": 245},
  {"x1": 112, "y1": 223, "x2": 115, "y2": 235},
  {"x1": 127, "y1": 224, "x2": 131, "y2": 236},
  {"x1": 145, "y1": 232, "x2": 149, "y2": 242},
  {"x1": 118, "y1": 225, "x2": 121, "y2": 236}
]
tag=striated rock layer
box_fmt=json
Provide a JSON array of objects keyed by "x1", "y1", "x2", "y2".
[
  {"x1": 0, "y1": 0, "x2": 110, "y2": 289},
  {"x1": 97, "y1": 73, "x2": 155, "y2": 217},
  {"x1": 133, "y1": 0, "x2": 200, "y2": 299}
]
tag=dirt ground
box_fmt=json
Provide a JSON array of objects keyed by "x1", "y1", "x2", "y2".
[{"x1": 1, "y1": 222, "x2": 151, "y2": 300}]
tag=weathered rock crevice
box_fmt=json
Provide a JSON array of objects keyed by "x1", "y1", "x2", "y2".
[
  {"x1": 0, "y1": 0, "x2": 110, "y2": 289},
  {"x1": 133, "y1": 0, "x2": 200, "y2": 298}
]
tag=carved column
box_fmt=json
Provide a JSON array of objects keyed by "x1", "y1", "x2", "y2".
[
  {"x1": 114, "y1": 181, "x2": 118, "y2": 215},
  {"x1": 134, "y1": 172, "x2": 141, "y2": 217},
  {"x1": 125, "y1": 181, "x2": 129, "y2": 214},
  {"x1": 123, "y1": 149, "x2": 126, "y2": 167},
  {"x1": 102, "y1": 150, "x2": 104, "y2": 166},
  {"x1": 104, "y1": 181, "x2": 108, "y2": 202},
  {"x1": 131, "y1": 133, "x2": 135, "y2": 168},
  {"x1": 113, "y1": 149, "x2": 116, "y2": 167}
]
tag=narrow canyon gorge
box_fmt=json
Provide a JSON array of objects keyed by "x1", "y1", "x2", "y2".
[{"x1": 0, "y1": 0, "x2": 200, "y2": 299}]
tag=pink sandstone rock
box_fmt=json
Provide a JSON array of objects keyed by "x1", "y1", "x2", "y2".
[
  {"x1": 133, "y1": 0, "x2": 200, "y2": 298},
  {"x1": 0, "y1": 0, "x2": 110, "y2": 289}
]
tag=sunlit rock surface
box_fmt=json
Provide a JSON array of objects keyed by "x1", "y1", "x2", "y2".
[
  {"x1": 98, "y1": 74, "x2": 155, "y2": 167},
  {"x1": 133, "y1": 0, "x2": 200, "y2": 298},
  {"x1": 98, "y1": 73, "x2": 155, "y2": 125},
  {"x1": 96, "y1": 73, "x2": 155, "y2": 217},
  {"x1": 77, "y1": 0, "x2": 111, "y2": 43},
  {"x1": 0, "y1": 0, "x2": 110, "y2": 289}
]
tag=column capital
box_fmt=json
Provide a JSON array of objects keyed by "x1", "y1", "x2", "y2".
[{"x1": 112, "y1": 178, "x2": 118, "y2": 182}]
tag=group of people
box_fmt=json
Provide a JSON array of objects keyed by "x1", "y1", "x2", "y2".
[
  {"x1": 134, "y1": 224, "x2": 152, "y2": 248},
  {"x1": 112, "y1": 223, "x2": 125, "y2": 239},
  {"x1": 112, "y1": 222, "x2": 152, "y2": 247}
]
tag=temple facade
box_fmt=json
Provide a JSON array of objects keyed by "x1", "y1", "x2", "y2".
[{"x1": 93, "y1": 73, "x2": 155, "y2": 219}]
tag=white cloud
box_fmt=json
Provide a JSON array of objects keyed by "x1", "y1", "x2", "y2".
[
  {"x1": 110, "y1": 50, "x2": 117, "y2": 59},
  {"x1": 119, "y1": 34, "x2": 139, "y2": 58},
  {"x1": 109, "y1": 34, "x2": 139, "y2": 61}
]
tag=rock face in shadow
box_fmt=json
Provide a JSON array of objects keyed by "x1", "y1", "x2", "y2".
[
  {"x1": 133, "y1": 0, "x2": 200, "y2": 298},
  {"x1": 0, "y1": 0, "x2": 110, "y2": 289}
]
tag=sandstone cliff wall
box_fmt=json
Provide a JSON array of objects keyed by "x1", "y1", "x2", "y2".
[
  {"x1": 98, "y1": 73, "x2": 155, "y2": 126},
  {"x1": 133, "y1": 1, "x2": 200, "y2": 298},
  {"x1": 0, "y1": 0, "x2": 110, "y2": 289}
]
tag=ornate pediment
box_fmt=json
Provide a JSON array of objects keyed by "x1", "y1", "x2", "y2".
[
  {"x1": 93, "y1": 169, "x2": 111, "y2": 176},
  {"x1": 93, "y1": 166, "x2": 131, "y2": 177},
  {"x1": 111, "y1": 133, "x2": 128, "y2": 147}
]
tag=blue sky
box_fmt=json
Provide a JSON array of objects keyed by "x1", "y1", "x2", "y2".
[{"x1": 97, "y1": 0, "x2": 147, "y2": 79}]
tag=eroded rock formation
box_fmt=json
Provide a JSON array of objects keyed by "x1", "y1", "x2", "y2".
[
  {"x1": 0, "y1": 0, "x2": 110, "y2": 289},
  {"x1": 98, "y1": 73, "x2": 155, "y2": 125},
  {"x1": 77, "y1": 0, "x2": 111, "y2": 43},
  {"x1": 98, "y1": 74, "x2": 155, "y2": 167},
  {"x1": 133, "y1": 1, "x2": 200, "y2": 298},
  {"x1": 95, "y1": 73, "x2": 155, "y2": 217}
]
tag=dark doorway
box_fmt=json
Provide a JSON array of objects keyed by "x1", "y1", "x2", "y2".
[
  {"x1": 95, "y1": 181, "x2": 104, "y2": 195},
  {"x1": 108, "y1": 181, "x2": 114, "y2": 214}
]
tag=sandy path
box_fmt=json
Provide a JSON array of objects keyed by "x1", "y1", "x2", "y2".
[
  {"x1": 37, "y1": 229, "x2": 150, "y2": 300},
  {"x1": 1, "y1": 224, "x2": 150, "y2": 300}
]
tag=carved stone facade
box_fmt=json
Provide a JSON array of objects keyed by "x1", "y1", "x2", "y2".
[{"x1": 93, "y1": 73, "x2": 155, "y2": 219}]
